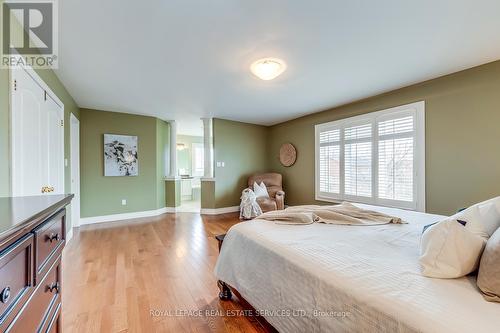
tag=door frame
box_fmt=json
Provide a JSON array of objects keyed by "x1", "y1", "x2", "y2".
[
  {"x1": 9, "y1": 64, "x2": 65, "y2": 196},
  {"x1": 10, "y1": 64, "x2": 64, "y2": 107},
  {"x1": 70, "y1": 114, "x2": 80, "y2": 228}
]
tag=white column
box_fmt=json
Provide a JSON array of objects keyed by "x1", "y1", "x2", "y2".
[
  {"x1": 201, "y1": 118, "x2": 213, "y2": 179},
  {"x1": 168, "y1": 120, "x2": 178, "y2": 178}
]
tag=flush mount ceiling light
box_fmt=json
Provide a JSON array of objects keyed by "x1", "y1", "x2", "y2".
[{"x1": 250, "y1": 58, "x2": 287, "y2": 80}]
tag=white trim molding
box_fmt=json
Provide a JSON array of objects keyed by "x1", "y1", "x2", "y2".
[
  {"x1": 80, "y1": 207, "x2": 172, "y2": 225},
  {"x1": 79, "y1": 205, "x2": 241, "y2": 224},
  {"x1": 315, "y1": 100, "x2": 426, "y2": 212},
  {"x1": 201, "y1": 117, "x2": 214, "y2": 178},
  {"x1": 200, "y1": 177, "x2": 216, "y2": 182},
  {"x1": 201, "y1": 206, "x2": 239, "y2": 215},
  {"x1": 66, "y1": 228, "x2": 74, "y2": 244},
  {"x1": 11, "y1": 63, "x2": 64, "y2": 107},
  {"x1": 168, "y1": 120, "x2": 178, "y2": 178},
  {"x1": 9, "y1": 64, "x2": 65, "y2": 197}
]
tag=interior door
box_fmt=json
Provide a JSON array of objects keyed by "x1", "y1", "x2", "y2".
[
  {"x1": 70, "y1": 114, "x2": 80, "y2": 227},
  {"x1": 45, "y1": 94, "x2": 65, "y2": 194},
  {"x1": 10, "y1": 67, "x2": 65, "y2": 197},
  {"x1": 10, "y1": 68, "x2": 46, "y2": 196}
]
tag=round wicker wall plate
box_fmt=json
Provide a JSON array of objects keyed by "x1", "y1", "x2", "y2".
[{"x1": 279, "y1": 143, "x2": 297, "y2": 167}]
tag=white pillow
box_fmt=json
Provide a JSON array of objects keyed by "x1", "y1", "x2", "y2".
[
  {"x1": 462, "y1": 198, "x2": 500, "y2": 239},
  {"x1": 253, "y1": 182, "x2": 269, "y2": 198},
  {"x1": 419, "y1": 197, "x2": 500, "y2": 279},
  {"x1": 420, "y1": 216, "x2": 486, "y2": 278}
]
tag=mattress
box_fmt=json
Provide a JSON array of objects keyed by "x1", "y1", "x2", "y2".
[{"x1": 214, "y1": 204, "x2": 500, "y2": 333}]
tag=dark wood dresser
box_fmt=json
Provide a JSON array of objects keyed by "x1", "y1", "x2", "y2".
[{"x1": 0, "y1": 194, "x2": 73, "y2": 333}]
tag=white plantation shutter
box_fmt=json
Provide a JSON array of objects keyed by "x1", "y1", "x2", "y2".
[
  {"x1": 344, "y1": 123, "x2": 372, "y2": 197},
  {"x1": 378, "y1": 116, "x2": 414, "y2": 202},
  {"x1": 319, "y1": 128, "x2": 340, "y2": 195},
  {"x1": 315, "y1": 101, "x2": 425, "y2": 211}
]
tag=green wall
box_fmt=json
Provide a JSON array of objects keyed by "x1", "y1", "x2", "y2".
[
  {"x1": 213, "y1": 119, "x2": 268, "y2": 208},
  {"x1": 165, "y1": 179, "x2": 180, "y2": 208},
  {"x1": 80, "y1": 109, "x2": 168, "y2": 217},
  {"x1": 177, "y1": 135, "x2": 203, "y2": 176},
  {"x1": 268, "y1": 60, "x2": 500, "y2": 215},
  {"x1": 201, "y1": 180, "x2": 216, "y2": 209},
  {"x1": 2, "y1": 3, "x2": 498, "y2": 219}
]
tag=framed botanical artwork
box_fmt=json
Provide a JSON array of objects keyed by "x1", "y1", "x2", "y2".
[{"x1": 104, "y1": 134, "x2": 138, "y2": 176}]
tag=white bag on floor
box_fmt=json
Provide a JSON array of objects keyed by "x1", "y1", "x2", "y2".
[{"x1": 240, "y1": 189, "x2": 262, "y2": 219}]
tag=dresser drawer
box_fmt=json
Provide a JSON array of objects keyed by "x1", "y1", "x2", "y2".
[
  {"x1": 5, "y1": 257, "x2": 61, "y2": 333},
  {"x1": 45, "y1": 302, "x2": 61, "y2": 333},
  {"x1": 0, "y1": 235, "x2": 34, "y2": 327},
  {"x1": 34, "y1": 210, "x2": 65, "y2": 283}
]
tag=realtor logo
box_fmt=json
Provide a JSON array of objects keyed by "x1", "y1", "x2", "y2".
[{"x1": 1, "y1": 0, "x2": 58, "y2": 68}]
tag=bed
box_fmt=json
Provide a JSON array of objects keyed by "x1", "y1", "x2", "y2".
[{"x1": 214, "y1": 204, "x2": 500, "y2": 333}]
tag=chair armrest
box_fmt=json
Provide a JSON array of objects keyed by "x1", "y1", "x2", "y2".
[{"x1": 275, "y1": 191, "x2": 285, "y2": 210}]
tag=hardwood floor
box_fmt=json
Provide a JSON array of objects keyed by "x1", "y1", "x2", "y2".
[{"x1": 62, "y1": 212, "x2": 266, "y2": 333}]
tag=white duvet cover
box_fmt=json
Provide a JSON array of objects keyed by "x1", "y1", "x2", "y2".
[{"x1": 214, "y1": 204, "x2": 500, "y2": 333}]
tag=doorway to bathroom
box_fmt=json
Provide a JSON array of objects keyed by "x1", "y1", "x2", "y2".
[{"x1": 176, "y1": 131, "x2": 204, "y2": 213}]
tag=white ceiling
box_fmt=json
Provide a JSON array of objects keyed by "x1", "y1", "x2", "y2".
[{"x1": 56, "y1": 0, "x2": 500, "y2": 136}]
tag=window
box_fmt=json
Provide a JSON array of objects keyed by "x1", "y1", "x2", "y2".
[
  {"x1": 315, "y1": 101, "x2": 425, "y2": 211},
  {"x1": 192, "y1": 143, "x2": 205, "y2": 177}
]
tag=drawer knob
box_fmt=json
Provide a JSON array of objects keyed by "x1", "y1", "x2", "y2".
[
  {"x1": 0, "y1": 286, "x2": 11, "y2": 303},
  {"x1": 47, "y1": 282, "x2": 60, "y2": 293},
  {"x1": 46, "y1": 233, "x2": 60, "y2": 243}
]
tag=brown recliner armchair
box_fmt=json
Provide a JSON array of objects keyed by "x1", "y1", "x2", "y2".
[{"x1": 247, "y1": 173, "x2": 285, "y2": 212}]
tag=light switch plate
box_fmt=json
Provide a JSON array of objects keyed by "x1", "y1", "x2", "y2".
[{"x1": 122, "y1": 199, "x2": 127, "y2": 205}]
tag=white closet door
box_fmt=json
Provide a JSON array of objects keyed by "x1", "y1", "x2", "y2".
[
  {"x1": 45, "y1": 95, "x2": 65, "y2": 194},
  {"x1": 11, "y1": 68, "x2": 46, "y2": 196},
  {"x1": 11, "y1": 67, "x2": 65, "y2": 197}
]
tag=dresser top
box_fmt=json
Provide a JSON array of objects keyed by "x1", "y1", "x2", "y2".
[{"x1": 0, "y1": 194, "x2": 73, "y2": 247}]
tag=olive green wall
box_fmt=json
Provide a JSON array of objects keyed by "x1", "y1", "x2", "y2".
[
  {"x1": 0, "y1": 2, "x2": 80, "y2": 231},
  {"x1": 80, "y1": 109, "x2": 168, "y2": 217},
  {"x1": 177, "y1": 135, "x2": 203, "y2": 176},
  {"x1": 165, "y1": 179, "x2": 180, "y2": 207},
  {"x1": 268, "y1": 60, "x2": 500, "y2": 215},
  {"x1": 201, "y1": 180, "x2": 216, "y2": 209},
  {"x1": 213, "y1": 119, "x2": 268, "y2": 208}
]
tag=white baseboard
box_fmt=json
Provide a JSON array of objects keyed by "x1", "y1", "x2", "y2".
[
  {"x1": 201, "y1": 177, "x2": 216, "y2": 182},
  {"x1": 200, "y1": 206, "x2": 240, "y2": 215},
  {"x1": 79, "y1": 205, "x2": 240, "y2": 224},
  {"x1": 80, "y1": 207, "x2": 172, "y2": 225},
  {"x1": 66, "y1": 228, "x2": 74, "y2": 243}
]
